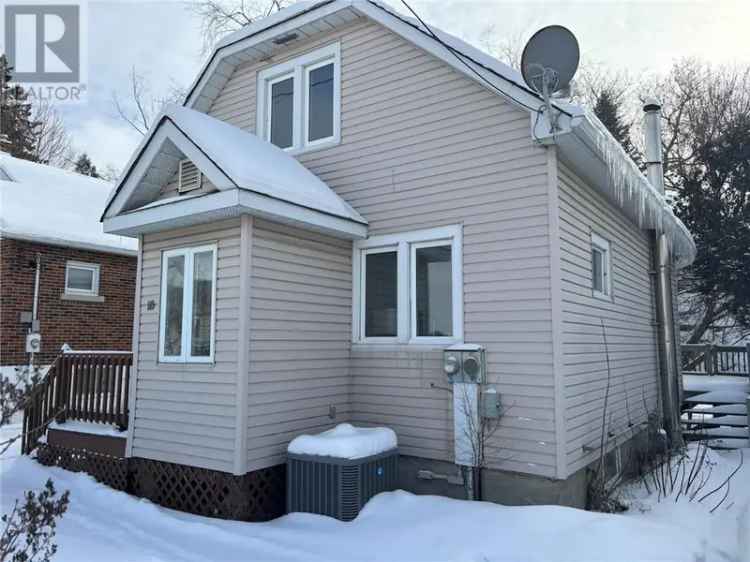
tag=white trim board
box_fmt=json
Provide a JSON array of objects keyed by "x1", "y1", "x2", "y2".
[{"x1": 103, "y1": 189, "x2": 367, "y2": 240}]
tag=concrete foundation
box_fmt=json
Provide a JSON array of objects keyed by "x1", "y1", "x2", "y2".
[
  {"x1": 398, "y1": 455, "x2": 588, "y2": 507},
  {"x1": 398, "y1": 429, "x2": 654, "y2": 509}
]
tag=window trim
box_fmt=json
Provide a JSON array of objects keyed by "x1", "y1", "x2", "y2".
[
  {"x1": 64, "y1": 261, "x2": 100, "y2": 297},
  {"x1": 158, "y1": 244, "x2": 218, "y2": 364},
  {"x1": 353, "y1": 225, "x2": 463, "y2": 346},
  {"x1": 256, "y1": 42, "x2": 341, "y2": 154},
  {"x1": 591, "y1": 232, "x2": 612, "y2": 301}
]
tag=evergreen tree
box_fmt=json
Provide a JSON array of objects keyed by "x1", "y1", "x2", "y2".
[
  {"x1": 73, "y1": 153, "x2": 100, "y2": 178},
  {"x1": 673, "y1": 112, "x2": 750, "y2": 341},
  {"x1": 593, "y1": 88, "x2": 640, "y2": 164},
  {"x1": 0, "y1": 55, "x2": 40, "y2": 161}
]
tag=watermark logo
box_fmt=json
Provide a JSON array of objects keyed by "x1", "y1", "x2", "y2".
[{"x1": 2, "y1": 3, "x2": 87, "y2": 102}]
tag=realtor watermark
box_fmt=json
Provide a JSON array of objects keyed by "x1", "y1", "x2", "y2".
[{"x1": 1, "y1": 2, "x2": 88, "y2": 102}]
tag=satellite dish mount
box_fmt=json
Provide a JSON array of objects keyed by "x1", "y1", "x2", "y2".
[{"x1": 521, "y1": 25, "x2": 580, "y2": 134}]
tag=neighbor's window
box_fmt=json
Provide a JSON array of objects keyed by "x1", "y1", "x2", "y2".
[
  {"x1": 591, "y1": 232, "x2": 611, "y2": 300},
  {"x1": 355, "y1": 225, "x2": 463, "y2": 344},
  {"x1": 159, "y1": 245, "x2": 216, "y2": 363},
  {"x1": 65, "y1": 262, "x2": 100, "y2": 296},
  {"x1": 257, "y1": 43, "x2": 340, "y2": 153}
]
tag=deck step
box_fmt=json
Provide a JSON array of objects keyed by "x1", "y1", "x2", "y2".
[
  {"x1": 683, "y1": 390, "x2": 749, "y2": 404},
  {"x1": 681, "y1": 414, "x2": 748, "y2": 427},
  {"x1": 684, "y1": 404, "x2": 747, "y2": 415}
]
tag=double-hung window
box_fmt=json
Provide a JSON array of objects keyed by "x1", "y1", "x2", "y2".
[
  {"x1": 354, "y1": 225, "x2": 463, "y2": 344},
  {"x1": 65, "y1": 262, "x2": 100, "y2": 296},
  {"x1": 257, "y1": 43, "x2": 340, "y2": 153},
  {"x1": 159, "y1": 245, "x2": 217, "y2": 363},
  {"x1": 591, "y1": 232, "x2": 612, "y2": 300}
]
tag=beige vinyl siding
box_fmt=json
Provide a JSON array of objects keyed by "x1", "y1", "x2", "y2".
[
  {"x1": 557, "y1": 161, "x2": 659, "y2": 474},
  {"x1": 211, "y1": 20, "x2": 557, "y2": 477},
  {"x1": 246, "y1": 219, "x2": 352, "y2": 471},
  {"x1": 132, "y1": 219, "x2": 242, "y2": 473}
]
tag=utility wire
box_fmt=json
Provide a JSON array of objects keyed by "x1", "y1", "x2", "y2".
[{"x1": 397, "y1": 0, "x2": 546, "y2": 115}]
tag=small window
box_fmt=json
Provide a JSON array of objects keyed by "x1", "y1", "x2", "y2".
[
  {"x1": 305, "y1": 61, "x2": 334, "y2": 143},
  {"x1": 257, "y1": 43, "x2": 340, "y2": 153},
  {"x1": 413, "y1": 243, "x2": 453, "y2": 337},
  {"x1": 159, "y1": 245, "x2": 216, "y2": 363},
  {"x1": 591, "y1": 232, "x2": 611, "y2": 300},
  {"x1": 65, "y1": 262, "x2": 100, "y2": 296},
  {"x1": 268, "y1": 74, "x2": 295, "y2": 149},
  {"x1": 354, "y1": 225, "x2": 463, "y2": 344},
  {"x1": 364, "y1": 249, "x2": 398, "y2": 338}
]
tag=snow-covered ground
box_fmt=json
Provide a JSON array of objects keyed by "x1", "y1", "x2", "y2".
[{"x1": 1, "y1": 424, "x2": 748, "y2": 562}]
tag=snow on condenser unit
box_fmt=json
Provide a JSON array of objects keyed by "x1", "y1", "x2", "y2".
[{"x1": 286, "y1": 424, "x2": 398, "y2": 521}]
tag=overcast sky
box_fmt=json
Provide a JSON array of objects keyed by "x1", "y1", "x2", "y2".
[{"x1": 57, "y1": 0, "x2": 750, "y2": 175}]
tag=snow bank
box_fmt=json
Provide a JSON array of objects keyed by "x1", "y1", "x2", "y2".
[
  {"x1": 287, "y1": 423, "x2": 397, "y2": 459},
  {"x1": 1, "y1": 425, "x2": 747, "y2": 562},
  {"x1": 0, "y1": 154, "x2": 137, "y2": 254}
]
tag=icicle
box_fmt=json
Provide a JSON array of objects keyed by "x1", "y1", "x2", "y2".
[{"x1": 582, "y1": 109, "x2": 696, "y2": 269}]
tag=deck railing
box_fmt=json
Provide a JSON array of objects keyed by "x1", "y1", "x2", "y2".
[
  {"x1": 681, "y1": 343, "x2": 750, "y2": 377},
  {"x1": 21, "y1": 351, "x2": 132, "y2": 454}
]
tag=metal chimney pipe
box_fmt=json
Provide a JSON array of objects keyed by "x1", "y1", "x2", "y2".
[{"x1": 643, "y1": 98, "x2": 683, "y2": 446}]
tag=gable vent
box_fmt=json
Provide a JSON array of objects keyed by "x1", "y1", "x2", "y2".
[{"x1": 178, "y1": 159, "x2": 201, "y2": 193}]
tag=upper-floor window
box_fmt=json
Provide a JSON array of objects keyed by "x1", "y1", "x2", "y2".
[
  {"x1": 353, "y1": 225, "x2": 463, "y2": 345},
  {"x1": 159, "y1": 245, "x2": 217, "y2": 363},
  {"x1": 257, "y1": 43, "x2": 340, "y2": 154},
  {"x1": 65, "y1": 262, "x2": 100, "y2": 297},
  {"x1": 591, "y1": 232, "x2": 612, "y2": 300}
]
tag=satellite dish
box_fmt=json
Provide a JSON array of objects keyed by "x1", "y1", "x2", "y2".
[{"x1": 521, "y1": 25, "x2": 580, "y2": 99}]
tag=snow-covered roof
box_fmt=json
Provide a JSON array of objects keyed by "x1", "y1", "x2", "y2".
[
  {"x1": 163, "y1": 105, "x2": 364, "y2": 223},
  {"x1": 287, "y1": 423, "x2": 397, "y2": 459},
  {"x1": 102, "y1": 105, "x2": 366, "y2": 239},
  {"x1": 0, "y1": 154, "x2": 137, "y2": 255}
]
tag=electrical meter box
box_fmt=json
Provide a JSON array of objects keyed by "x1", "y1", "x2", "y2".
[{"x1": 443, "y1": 344, "x2": 485, "y2": 384}]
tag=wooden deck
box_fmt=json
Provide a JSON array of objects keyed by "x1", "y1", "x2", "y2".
[
  {"x1": 22, "y1": 351, "x2": 132, "y2": 455},
  {"x1": 681, "y1": 344, "x2": 749, "y2": 449}
]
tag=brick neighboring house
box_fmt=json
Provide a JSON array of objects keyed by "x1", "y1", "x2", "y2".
[{"x1": 0, "y1": 154, "x2": 137, "y2": 368}]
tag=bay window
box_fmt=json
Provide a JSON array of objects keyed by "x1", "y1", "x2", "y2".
[
  {"x1": 257, "y1": 43, "x2": 340, "y2": 153},
  {"x1": 354, "y1": 225, "x2": 463, "y2": 344},
  {"x1": 159, "y1": 245, "x2": 217, "y2": 363}
]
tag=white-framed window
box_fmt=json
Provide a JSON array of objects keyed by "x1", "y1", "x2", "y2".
[
  {"x1": 159, "y1": 244, "x2": 217, "y2": 363},
  {"x1": 353, "y1": 225, "x2": 463, "y2": 345},
  {"x1": 256, "y1": 42, "x2": 340, "y2": 154},
  {"x1": 65, "y1": 262, "x2": 100, "y2": 296},
  {"x1": 591, "y1": 232, "x2": 612, "y2": 300}
]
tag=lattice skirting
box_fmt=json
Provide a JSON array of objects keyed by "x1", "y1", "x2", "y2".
[
  {"x1": 130, "y1": 458, "x2": 286, "y2": 521},
  {"x1": 37, "y1": 443, "x2": 129, "y2": 491},
  {"x1": 34, "y1": 445, "x2": 285, "y2": 521}
]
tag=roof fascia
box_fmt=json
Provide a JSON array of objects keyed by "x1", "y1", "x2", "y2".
[
  {"x1": 103, "y1": 188, "x2": 367, "y2": 240},
  {"x1": 184, "y1": 0, "x2": 348, "y2": 110}
]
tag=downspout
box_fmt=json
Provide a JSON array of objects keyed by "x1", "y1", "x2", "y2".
[{"x1": 643, "y1": 98, "x2": 683, "y2": 447}]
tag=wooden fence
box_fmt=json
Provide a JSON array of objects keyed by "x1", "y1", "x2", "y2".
[
  {"x1": 681, "y1": 344, "x2": 750, "y2": 377},
  {"x1": 22, "y1": 352, "x2": 132, "y2": 454}
]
